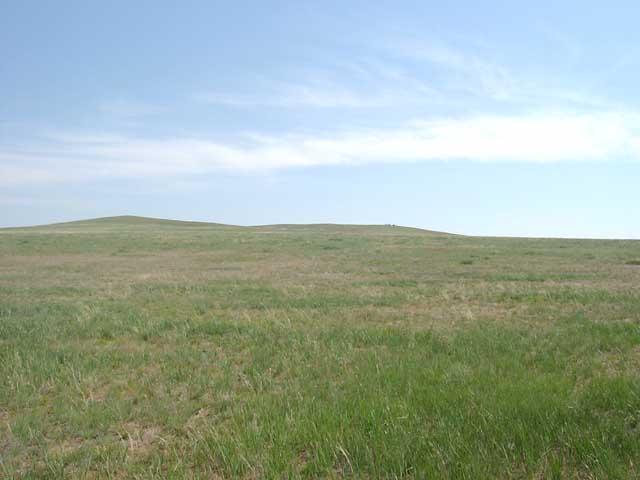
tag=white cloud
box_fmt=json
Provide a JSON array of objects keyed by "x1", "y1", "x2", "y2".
[{"x1": 2, "y1": 110, "x2": 640, "y2": 186}]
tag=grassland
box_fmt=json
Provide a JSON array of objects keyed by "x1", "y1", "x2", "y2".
[{"x1": 1, "y1": 216, "x2": 640, "y2": 478}]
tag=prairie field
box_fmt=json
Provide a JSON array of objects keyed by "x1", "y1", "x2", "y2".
[{"x1": 1, "y1": 216, "x2": 640, "y2": 479}]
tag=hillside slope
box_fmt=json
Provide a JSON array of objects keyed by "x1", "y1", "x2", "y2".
[{"x1": 1, "y1": 216, "x2": 451, "y2": 236}]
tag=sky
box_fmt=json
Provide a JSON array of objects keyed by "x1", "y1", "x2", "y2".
[{"x1": 2, "y1": 1, "x2": 640, "y2": 237}]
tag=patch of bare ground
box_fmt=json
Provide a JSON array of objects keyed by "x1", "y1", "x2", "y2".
[
  {"x1": 597, "y1": 345, "x2": 640, "y2": 376},
  {"x1": 117, "y1": 422, "x2": 163, "y2": 457},
  {"x1": 49, "y1": 437, "x2": 85, "y2": 457}
]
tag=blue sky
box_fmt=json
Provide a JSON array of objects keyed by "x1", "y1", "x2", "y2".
[{"x1": 2, "y1": 1, "x2": 640, "y2": 237}]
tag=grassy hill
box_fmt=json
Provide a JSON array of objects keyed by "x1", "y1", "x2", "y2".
[
  {"x1": 55, "y1": 215, "x2": 228, "y2": 228},
  {"x1": 7, "y1": 215, "x2": 236, "y2": 231},
  {"x1": 11, "y1": 215, "x2": 450, "y2": 234},
  {"x1": 1, "y1": 217, "x2": 639, "y2": 477},
  {"x1": 4, "y1": 215, "x2": 449, "y2": 236}
]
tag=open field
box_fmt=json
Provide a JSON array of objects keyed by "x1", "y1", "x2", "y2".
[{"x1": 1, "y1": 216, "x2": 640, "y2": 478}]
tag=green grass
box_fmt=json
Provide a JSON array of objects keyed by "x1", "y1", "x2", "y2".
[{"x1": 1, "y1": 216, "x2": 640, "y2": 478}]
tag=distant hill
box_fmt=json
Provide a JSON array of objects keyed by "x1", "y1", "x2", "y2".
[
  {"x1": 1, "y1": 215, "x2": 451, "y2": 235},
  {"x1": 251, "y1": 223, "x2": 447, "y2": 235},
  {"x1": 0, "y1": 215, "x2": 234, "y2": 232},
  {"x1": 50, "y1": 215, "x2": 230, "y2": 228}
]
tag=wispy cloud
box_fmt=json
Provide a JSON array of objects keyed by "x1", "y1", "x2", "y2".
[
  {"x1": 195, "y1": 84, "x2": 382, "y2": 108},
  {"x1": 385, "y1": 38, "x2": 616, "y2": 109},
  {"x1": 98, "y1": 99, "x2": 164, "y2": 117},
  {"x1": 195, "y1": 76, "x2": 439, "y2": 109},
  {"x1": 194, "y1": 51, "x2": 449, "y2": 109},
  {"x1": 3, "y1": 110, "x2": 640, "y2": 186},
  {"x1": 394, "y1": 41, "x2": 518, "y2": 100},
  {"x1": 195, "y1": 36, "x2": 615, "y2": 113},
  {"x1": 4, "y1": 35, "x2": 636, "y2": 187}
]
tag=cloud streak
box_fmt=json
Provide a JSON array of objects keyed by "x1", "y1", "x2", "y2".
[
  {"x1": 98, "y1": 99, "x2": 164, "y2": 117},
  {"x1": 3, "y1": 110, "x2": 640, "y2": 186},
  {"x1": 195, "y1": 76, "x2": 439, "y2": 109},
  {"x1": 385, "y1": 38, "x2": 618, "y2": 109},
  {"x1": 194, "y1": 38, "x2": 615, "y2": 112},
  {"x1": 195, "y1": 86, "x2": 384, "y2": 108}
]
